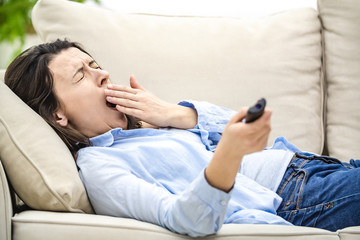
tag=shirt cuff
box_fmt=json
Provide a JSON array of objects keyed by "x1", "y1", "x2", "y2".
[{"x1": 191, "y1": 169, "x2": 233, "y2": 213}]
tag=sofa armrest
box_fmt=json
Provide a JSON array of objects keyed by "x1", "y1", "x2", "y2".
[{"x1": 0, "y1": 159, "x2": 13, "y2": 240}]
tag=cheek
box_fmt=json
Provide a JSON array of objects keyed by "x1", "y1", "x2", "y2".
[
  {"x1": 62, "y1": 89, "x2": 103, "y2": 122},
  {"x1": 66, "y1": 97, "x2": 107, "y2": 136},
  {"x1": 70, "y1": 96, "x2": 103, "y2": 120}
]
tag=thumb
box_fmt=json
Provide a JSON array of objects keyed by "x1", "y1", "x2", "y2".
[
  {"x1": 130, "y1": 75, "x2": 146, "y2": 91},
  {"x1": 228, "y1": 107, "x2": 248, "y2": 124}
]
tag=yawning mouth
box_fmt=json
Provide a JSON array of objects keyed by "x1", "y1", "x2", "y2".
[{"x1": 106, "y1": 100, "x2": 117, "y2": 109}]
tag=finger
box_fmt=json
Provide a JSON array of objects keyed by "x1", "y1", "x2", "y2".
[
  {"x1": 115, "y1": 104, "x2": 143, "y2": 118},
  {"x1": 242, "y1": 108, "x2": 272, "y2": 130},
  {"x1": 243, "y1": 120, "x2": 271, "y2": 150},
  {"x1": 259, "y1": 109, "x2": 272, "y2": 122},
  {"x1": 130, "y1": 75, "x2": 146, "y2": 91},
  {"x1": 104, "y1": 88, "x2": 139, "y2": 102},
  {"x1": 256, "y1": 126, "x2": 271, "y2": 148},
  {"x1": 250, "y1": 132, "x2": 270, "y2": 152},
  {"x1": 106, "y1": 95, "x2": 140, "y2": 108},
  {"x1": 247, "y1": 110, "x2": 272, "y2": 134},
  {"x1": 228, "y1": 107, "x2": 248, "y2": 124},
  {"x1": 107, "y1": 83, "x2": 139, "y2": 95}
]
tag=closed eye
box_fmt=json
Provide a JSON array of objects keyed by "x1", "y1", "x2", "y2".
[
  {"x1": 72, "y1": 67, "x2": 84, "y2": 83},
  {"x1": 73, "y1": 60, "x2": 101, "y2": 83},
  {"x1": 89, "y1": 60, "x2": 101, "y2": 69},
  {"x1": 77, "y1": 73, "x2": 84, "y2": 82}
]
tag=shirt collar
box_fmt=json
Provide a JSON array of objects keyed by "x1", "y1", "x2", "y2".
[
  {"x1": 90, "y1": 128, "x2": 138, "y2": 147},
  {"x1": 90, "y1": 129, "x2": 116, "y2": 147},
  {"x1": 89, "y1": 128, "x2": 168, "y2": 147}
]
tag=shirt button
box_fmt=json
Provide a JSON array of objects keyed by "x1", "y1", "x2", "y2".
[{"x1": 220, "y1": 200, "x2": 227, "y2": 206}]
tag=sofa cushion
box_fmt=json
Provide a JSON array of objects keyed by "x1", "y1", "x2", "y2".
[
  {"x1": 12, "y1": 211, "x2": 339, "y2": 240},
  {"x1": 318, "y1": 0, "x2": 360, "y2": 161},
  {"x1": 32, "y1": 0, "x2": 324, "y2": 154},
  {"x1": 0, "y1": 79, "x2": 93, "y2": 213},
  {"x1": 337, "y1": 226, "x2": 360, "y2": 240}
]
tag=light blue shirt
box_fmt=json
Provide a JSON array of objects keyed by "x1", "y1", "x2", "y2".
[{"x1": 77, "y1": 101, "x2": 299, "y2": 237}]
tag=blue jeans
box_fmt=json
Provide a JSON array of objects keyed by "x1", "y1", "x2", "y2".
[{"x1": 276, "y1": 152, "x2": 360, "y2": 231}]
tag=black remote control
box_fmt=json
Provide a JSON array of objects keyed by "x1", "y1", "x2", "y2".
[{"x1": 244, "y1": 98, "x2": 266, "y2": 123}]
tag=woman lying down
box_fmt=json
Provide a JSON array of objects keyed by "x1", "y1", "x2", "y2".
[{"x1": 5, "y1": 39, "x2": 360, "y2": 237}]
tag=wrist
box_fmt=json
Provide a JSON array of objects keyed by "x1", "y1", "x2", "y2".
[
  {"x1": 166, "y1": 104, "x2": 197, "y2": 129},
  {"x1": 205, "y1": 140, "x2": 245, "y2": 192}
]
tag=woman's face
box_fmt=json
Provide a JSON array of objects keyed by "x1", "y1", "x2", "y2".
[{"x1": 49, "y1": 47, "x2": 128, "y2": 138}]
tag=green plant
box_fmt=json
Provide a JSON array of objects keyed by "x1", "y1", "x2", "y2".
[{"x1": 0, "y1": 0, "x2": 100, "y2": 57}]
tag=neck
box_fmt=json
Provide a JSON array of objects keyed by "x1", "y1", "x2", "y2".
[{"x1": 140, "y1": 121, "x2": 159, "y2": 129}]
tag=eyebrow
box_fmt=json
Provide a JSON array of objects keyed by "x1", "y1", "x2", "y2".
[{"x1": 72, "y1": 60, "x2": 96, "y2": 78}]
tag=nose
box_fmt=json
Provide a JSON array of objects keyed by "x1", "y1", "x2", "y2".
[{"x1": 96, "y1": 69, "x2": 110, "y2": 88}]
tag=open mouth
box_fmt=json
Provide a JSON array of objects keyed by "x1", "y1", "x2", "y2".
[{"x1": 106, "y1": 100, "x2": 117, "y2": 109}]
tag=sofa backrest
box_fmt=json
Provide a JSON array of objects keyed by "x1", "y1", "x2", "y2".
[{"x1": 318, "y1": 0, "x2": 360, "y2": 161}]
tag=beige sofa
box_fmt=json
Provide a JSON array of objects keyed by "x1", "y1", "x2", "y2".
[{"x1": 1, "y1": 0, "x2": 360, "y2": 239}]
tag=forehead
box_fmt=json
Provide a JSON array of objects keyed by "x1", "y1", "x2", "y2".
[{"x1": 48, "y1": 47, "x2": 92, "y2": 76}]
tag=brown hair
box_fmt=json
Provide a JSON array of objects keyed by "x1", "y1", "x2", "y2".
[{"x1": 5, "y1": 39, "x2": 139, "y2": 156}]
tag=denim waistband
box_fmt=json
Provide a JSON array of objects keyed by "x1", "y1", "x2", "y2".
[
  {"x1": 288, "y1": 152, "x2": 343, "y2": 167},
  {"x1": 277, "y1": 152, "x2": 358, "y2": 197}
]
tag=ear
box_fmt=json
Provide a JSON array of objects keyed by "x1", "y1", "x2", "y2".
[{"x1": 54, "y1": 110, "x2": 68, "y2": 127}]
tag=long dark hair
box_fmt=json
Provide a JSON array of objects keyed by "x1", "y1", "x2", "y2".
[{"x1": 5, "y1": 39, "x2": 139, "y2": 156}]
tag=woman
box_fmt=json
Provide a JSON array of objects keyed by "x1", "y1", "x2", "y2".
[{"x1": 5, "y1": 39, "x2": 360, "y2": 237}]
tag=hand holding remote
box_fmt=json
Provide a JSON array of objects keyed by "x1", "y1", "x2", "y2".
[
  {"x1": 244, "y1": 98, "x2": 266, "y2": 123},
  {"x1": 206, "y1": 98, "x2": 269, "y2": 192}
]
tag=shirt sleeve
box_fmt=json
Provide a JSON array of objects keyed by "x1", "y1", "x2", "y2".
[
  {"x1": 79, "y1": 161, "x2": 232, "y2": 237},
  {"x1": 178, "y1": 100, "x2": 236, "y2": 151}
]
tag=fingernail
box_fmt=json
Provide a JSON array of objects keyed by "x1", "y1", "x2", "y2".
[{"x1": 107, "y1": 83, "x2": 113, "y2": 88}]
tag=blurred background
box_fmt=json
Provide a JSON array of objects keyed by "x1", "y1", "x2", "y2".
[{"x1": 0, "y1": 0, "x2": 317, "y2": 69}]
